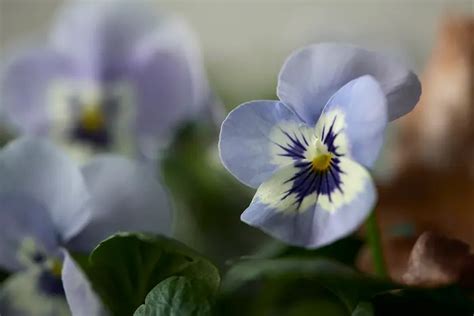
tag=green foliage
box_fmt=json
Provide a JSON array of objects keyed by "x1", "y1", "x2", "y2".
[
  {"x1": 222, "y1": 257, "x2": 394, "y2": 312},
  {"x1": 134, "y1": 276, "x2": 213, "y2": 316},
  {"x1": 161, "y1": 122, "x2": 265, "y2": 266},
  {"x1": 73, "y1": 233, "x2": 220, "y2": 316}
]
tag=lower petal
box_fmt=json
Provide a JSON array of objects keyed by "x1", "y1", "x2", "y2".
[
  {"x1": 62, "y1": 251, "x2": 106, "y2": 316},
  {"x1": 66, "y1": 156, "x2": 172, "y2": 252},
  {"x1": 242, "y1": 159, "x2": 376, "y2": 248}
]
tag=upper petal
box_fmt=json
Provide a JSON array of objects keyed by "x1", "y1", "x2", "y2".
[
  {"x1": 50, "y1": 0, "x2": 158, "y2": 80},
  {"x1": 62, "y1": 251, "x2": 107, "y2": 316},
  {"x1": 128, "y1": 25, "x2": 198, "y2": 143},
  {"x1": 241, "y1": 158, "x2": 376, "y2": 248},
  {"x1": 277, "y1": 43, "x2": 421, "y2": 125},
  {"x1": 0, "y1": 138, "x2": 91, "y2": 242},
  {"x1": 219, "y1": 100, "x2": 304, "y2": 188},
  {"x1": 1, "y1": 48, "x2": 73, "y2": 134},
  {"x1": 317, "y1": 75, "x2": 388, "y2": 168},
  {"x1": 66, "y1": 156, "x2": 172, "y2": 252}
]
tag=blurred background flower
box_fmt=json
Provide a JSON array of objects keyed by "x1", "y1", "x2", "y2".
[
  {"x1": 0, "y1": 137, "x2": 171, "y2": 315},
  {"x1": 0, "y1": 0, "x2": 215, "y2": 161}
]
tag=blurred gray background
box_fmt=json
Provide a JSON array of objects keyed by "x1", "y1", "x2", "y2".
[{"x1": 0, "y1": 0, "x2": 472, "y2": 108}]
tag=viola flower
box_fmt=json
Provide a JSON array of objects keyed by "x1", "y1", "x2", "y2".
[
  {"x1": 0, "y1": 137, "x2": 171, "y2": 315},
  {"x1": 1, "y1": 0, "x2": 213, "y2": 161},
  {"x1": 219, "y1": 43, "x2": 421, "y2": 248}
]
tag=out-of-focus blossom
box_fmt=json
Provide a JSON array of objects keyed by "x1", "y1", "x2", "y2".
[
  {"x1": 1, "y1": 0, "x2": 213, "y2": 161},
  {"x1": 219, "y1": 43, "x2": 421, "y2": 248},
  {"x1": 0, "y1": 137, "x2": 171, "y2": 315}
]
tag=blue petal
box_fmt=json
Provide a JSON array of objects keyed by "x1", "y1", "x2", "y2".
[
  {"x1": 0, "y1": 194, "x2": 59, "y2": 272},
  {"x1": 129, "y1": 29, "x2": 199, "y2": 143},
  {"x1": 319, "y1": 75, "x2": 388, "y2": 167},
  {"x1": 62, "y1": 251, "x2": 106, "y2": 316},
  {"x1": 1, "y1": 48, "x2": 73, "y2": 134},
  {"x1": 219, "y1": 100, "x2": 304, "y2": 188},
  {"x1": 241, "y1": 158, "x2": 376, "y2": 248},
  {"x1": 0, "y1": 268, "x2": 70, "y2": 316},
  {"x1": 0, "y1": 138, "x2": 91, "y2": 242},
  {"x1": 50, "y1": 0, "x2": 158, "y2": 81},
  {"x1": 67, "y1": 156, "x2": 172, "y2": 252},
  {"x1": 277, "y1": 43, "x2": 421, "y2": 125}
]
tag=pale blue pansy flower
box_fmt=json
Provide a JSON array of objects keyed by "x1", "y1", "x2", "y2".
[
  {"x1": 0, "y1": 137, "x2": 171, "y2": 315},
  {"x1": 0, "y1": 0, "x2": 213, "y2": 161},
  {"x1": 219, "y1": 43, "x2": 421, "y2": 248}
]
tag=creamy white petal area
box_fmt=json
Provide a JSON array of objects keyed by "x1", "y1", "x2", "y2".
[
  {"x1": 0, "y1": 268, "x2": 70, "y2": 316},
  {"x1": 242, "y1": 159, "x2": 375, "y2": 248},
  {"x1": 269, "y1": 121, "x2": 313, "y2": 168},
  {"x1": 255, "y1": 157, "x2": 368, "y2": 213},
  {"x1": 314, "y1": 108, "x2": 349, "y2": 157}
]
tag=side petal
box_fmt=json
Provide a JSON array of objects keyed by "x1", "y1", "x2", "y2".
[
  {"x1": 219, "y1": 100, "x2": 305, "y2": 188},
  {"x1": 0, "y1": 268, "x2": 70, "y2": 316},
  {"x1": 66, "y1": 156, "x2": 172, "y2": 252},
  {"x1": 318, "y1": 75, "x2": 388, "y2": 167},
  {"x1": 0, "y1": 194, "x2": 59, "y2": 272},
  {"x1": 129, "y1": 16, "x2": 212, "y2": 147},
  {"x1": 128, "y1": 37, "x2": 195, "y2": 142},
  {"x1": 62, "y1": 251, "x2": 107, "y2": 316},
  {"x1": 50, "y1": 0, "x2": 158, "y2": 80},
  {"x1": 277, "y1": 43, "x2": 421, "y2": 125},
  {"x1": 0, "y1": 138, "x2": 91, "y2": 242},
  {"x1": 1, "y1": 48, "x2": 73, "y2": 134},
  {"x1": 241, "y1": 158, "x2": 375, "y2": 248}
]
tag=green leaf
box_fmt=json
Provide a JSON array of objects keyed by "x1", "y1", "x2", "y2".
[
  {"x1": 249, "y1": 237, "x2": 363, "y2": 265},
  {"x1": 73, "y1": 233, "x2": 220, "y2": 316},
  {"x1": 161, "y1": 122, "x2": 263, "y2": 267},
  {"x1": 222, "y1": 257, "x2": 395, "y2": 312},
  {"x1": 134, "y1": 276, "x2": 212, "y2": 316}
]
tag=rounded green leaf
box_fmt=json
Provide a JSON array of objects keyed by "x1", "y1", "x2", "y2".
[
  {"x1": 74, "y1": 233, "x2": 220, "y2": 316},
  {"x1": 134, "y1": 276, "x2": 212, "y2": 316}
]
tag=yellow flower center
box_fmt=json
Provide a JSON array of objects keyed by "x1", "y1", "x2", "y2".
[
  {"x1": 80, "y1": 105, "x2": 105, "y2": 132},
  {"x1": 311, "y1": 153, "x2": 332, "y2": 171},
  {"x1": 50, "y1": 259, "x2": 63, "y2": 277}
]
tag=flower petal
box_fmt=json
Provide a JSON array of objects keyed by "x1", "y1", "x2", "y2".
[
  {"x1": 1, "y1": 48, "x2": 73, "y2": 134},
  {"x1": 318, "y1": 75, "x2": 388, "y2": 167},
  {"x1": 219, "y1": 100, "x2": 304, "y2": 188},
  {"x1": 50, "y1": 0, "x2": 158, "y2": 80},
  {"x1": 0, "y1": 194, "x2": 59, "y2": 272},
  {"x1": 0, "y1": 138, "x2": 91, "y2": 242},
  {"x1": 62, "y1": 251, "x2": 107, "y2": 316},
  {"x1": 277, "y1": 43, "x2": 421, "y2": 125},
  {"x1": 129, "y1": 34, "x2": 195, "y2": 143},
  {"x1": 0, "y1": 268, "x2": 70, "y2": 316},
  {"x1": 241, "y1": 158, "x2": 376, "y2": 248},
  {"x1": 66, "y1": 156, "x2": 172, "y2": 252}
]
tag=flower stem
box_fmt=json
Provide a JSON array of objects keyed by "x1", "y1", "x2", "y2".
[{"x1": 365, "y1": 210, "x2": 387, "y2": 278}]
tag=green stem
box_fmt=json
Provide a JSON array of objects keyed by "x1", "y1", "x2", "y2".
[{"x1": 366, "y1": 210, "x2": 387, "y2": 278}]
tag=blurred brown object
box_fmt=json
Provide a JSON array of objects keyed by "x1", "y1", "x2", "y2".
[
  {"x1": 357, "y1": 232, "x2": 474, "y2": 288},
  {"x1": 375, "y1": 15, "x2": 474, "y2": 268},
  {"x1": 394, "y1": 15, "x2": 473, "y2": 171},
  {"x1": 357, "y1": 236, "x2": 416, "y2": 283},
  {"x1": 403, "y1": 232, "x2": 474, "y2": 288}
]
